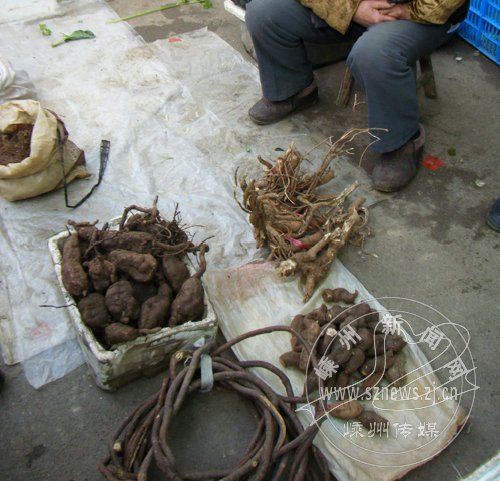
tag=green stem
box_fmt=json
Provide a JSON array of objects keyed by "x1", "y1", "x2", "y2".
[{"x1": 107, "y1": 0, "x2": 202, "y2": 23}]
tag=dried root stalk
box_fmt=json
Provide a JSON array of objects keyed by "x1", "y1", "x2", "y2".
[
  {"x1": 237, "y1": 131, "x2": 370, "y2": 302},
  {"x1": 98, "y1": 327, "x2": 333, "y2": 481}
]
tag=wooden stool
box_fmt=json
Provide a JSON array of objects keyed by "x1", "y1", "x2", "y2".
[{"x1": 336, "y1": 54, "x2": 437, "y2": 107}]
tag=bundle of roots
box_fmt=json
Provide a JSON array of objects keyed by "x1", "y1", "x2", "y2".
[
  {"x1": 236, "y1": 131, "x2": 369, "y2": 302},
  {"x1": 98, "y1": 326, "x2": 336, "y2": 481}
]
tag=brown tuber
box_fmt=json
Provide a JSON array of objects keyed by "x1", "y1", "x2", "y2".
[
  {"x1": 105, "y1": 323, "x2": 139, "y2": 346},
  {"x1": 130, "y1": 280, "x2": 158, "y2": 305},
  {"x1": 344, "y1": 302, "x2": 373, "y2": 324},
  {"x1": 356, "y1": 328, "x2": 373, "y2": 352},
  {"x1": 61, "y1": 233, "x2": 89, "y2": 298},
  {"x1": 343, "y1": 348, "x2": 365, "y2": 375},
  {"x1": 100, "y1": 230, "x2": 154, "y2": 253},
  {"x1": 138, "y1": 282, "x2": 173, "y2": 330},
  {"x1": 108, "y1": 249, "x2": 157, "y2": 283},
  {"x1": 328, "y1": 305, "x2": 350, "y2": 325},
  {"x1": 86, "y1": 256, "x2": 116, "y2": 292},
  {"x1": 358, "y1": 410, "x2": 389, "y2": 431},
  {"x1": 361, "y1": 350, "x2": 394, "y2": 376},
  {"x1": 162, "y1": 255, "x2": 190, "y2": 293},
  {"x1": 384, "y1": 352, "x2": 407, "y2": 387},
  {"x1": 169, "y1": 245, "x2": 208, "y2": 327},
  {"x1": 333, "y1": 371, "x2": 350, "y2": 389},
  {"x1": 326, "y1": 400, "x2": 364, "y2": 420},
  {"x1": 68, "y1": 221, "x2": 98, "y2": 243},
  {"x1": 362, "y1": 371, "x2": 385, "y2": 390},
  {"x1": 385, "y1": 334, "x2": 407, "y2": 353},
  {"x1": 105, "y1": 280, "x2": 140, "y2": 324},
  {"x1": 304, "y1": 304, "x2": 330, "y2": 325},
  {"x1": 322, "y1": 288, "x2": 358, "y2": 304},
  {"x1": 78, "y1": 293, "x2": 110, "y2": 330},
  {"x1": 366, "y1": 334, "x2": 389, "y2": 357},
  {"x1": 290, "y1": 314, "x2": 305, "y2": 333},
  {"x1": 330, "y1": 338, "x2": 352, "y2": 366},
  {"x1": 290, "y1": 315, "x2": 306, "y2": 352},
  {"x1": 299, "y1": 320, "x2": 320, "y2": 371},
  {"x1": 279, "y1": 351, "x2": 301, "y2": 369}
]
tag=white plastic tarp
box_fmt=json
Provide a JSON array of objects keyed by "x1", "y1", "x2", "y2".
[{"x1": 0, "y1": 0, "x2": 381, "y2": 388}]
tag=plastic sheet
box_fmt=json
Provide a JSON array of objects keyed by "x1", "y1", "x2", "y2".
[
  {"x1": 0, "y1": 57, "x2": 37, "y2": 102},
  {"x1": 0, "y1": 0, "x2": 178, "y2": 385},
  {"x1": 2, "y1": 0, "x2": 67, "y2": 25},
  {"x1": 206, "y1": 260, "x2": 466, "y2": 481},
  {"x1": 0, "y1": 0, "x2": 384, "y2": 388}
]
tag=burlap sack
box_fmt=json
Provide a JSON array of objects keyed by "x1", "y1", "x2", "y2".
[{"x1": 0, "y1": 99, "x2": 89, "y2": 201}]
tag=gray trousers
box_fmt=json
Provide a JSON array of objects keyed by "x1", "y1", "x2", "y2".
[{"x1": 245, "y1": 0, "x2": 450, "y2": 152}]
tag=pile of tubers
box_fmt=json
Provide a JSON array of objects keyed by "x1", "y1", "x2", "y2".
[
  {"x1": 237, "y1": 132, "x2": 370, "y2": 302},
  {"x1": 60, "y1": 199, "x2": 209, "y2": 349},
  {"x1": 280, "y1": 288, "x2": 408, "y2": 432}
]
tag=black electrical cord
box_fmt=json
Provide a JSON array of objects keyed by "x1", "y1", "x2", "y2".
[{"x1": 57, "y1": 124, "x2": 109, "y2": 208}]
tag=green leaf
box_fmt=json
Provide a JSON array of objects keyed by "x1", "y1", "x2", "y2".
[
  {"x1": 52, "y1": 29, "x2": 96, "y2": 47},
  {"x1": 201, "y1": 0, "x2": 213, "y2": 8},
  {"x1": 39, "y1": 23, "x2": 52, "y2": 36},
  {"x1": 447, "y1": 147, "x2": 457, "y2": 156}
]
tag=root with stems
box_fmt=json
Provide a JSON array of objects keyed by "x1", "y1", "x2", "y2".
[{"x1": 236, "y1": 130, "x2": 371, "y2": 301}]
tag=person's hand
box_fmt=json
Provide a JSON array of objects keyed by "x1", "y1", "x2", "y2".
[
  {"x1": 353, "y1": 0, "x2": 397, "y2": 27},
  {"x1": 383, "y1": 3, "x2": 412, "y2": 20}
]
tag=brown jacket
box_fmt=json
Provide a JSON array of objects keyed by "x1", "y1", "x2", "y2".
[{"x1": 299, "y1": 0, "x2": 467, "y2": 34}]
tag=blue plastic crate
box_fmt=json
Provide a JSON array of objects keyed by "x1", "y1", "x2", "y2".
[{"x1": 458, "y1": 0, "x2": 500, "y2": 65}]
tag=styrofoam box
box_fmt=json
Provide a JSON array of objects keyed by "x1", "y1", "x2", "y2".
[
  {"x1": 224, "y1": 0, "x2": 245, "y2": 21},
  {"x1": 48, "y1": 220, "x2": 217, "y2": 390}
]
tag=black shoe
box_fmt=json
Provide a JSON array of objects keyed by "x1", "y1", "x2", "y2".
[
  {"x1": 486, "y1": 198, "x2": 500, "y2": 232},
  {"x1": 371, "y1": 126, "x2": 426, "y2": 193},
  {"x1": 249, "y1": 83, "x2": 318, "y2": 125}
]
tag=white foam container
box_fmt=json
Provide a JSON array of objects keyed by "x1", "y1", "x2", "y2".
[
  {"x1": 224, "y1": 0, "x2": 245, "y2": 21},
  {"x1": 48, "y1": 221, "x2": 217, "y2": 390}
]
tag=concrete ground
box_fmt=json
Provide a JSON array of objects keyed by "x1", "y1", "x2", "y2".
[{"x1": 1, "y1": 1, "x2": 499, "y2": 480}]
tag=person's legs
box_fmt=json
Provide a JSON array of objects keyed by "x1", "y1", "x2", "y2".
[
  {"x1": 246, "y1": 0, "x2": 357, "y2": 101},
  {"x1": 347, "y1": 20, "x2": 449, "y2": 191},
  {"x1": 347, "y1": 20, "x2": 449, "y2": 153}
]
